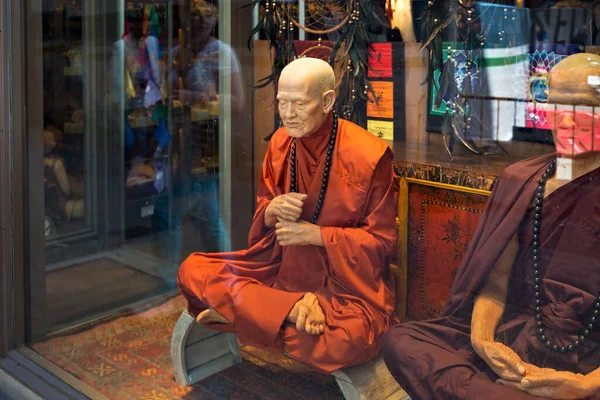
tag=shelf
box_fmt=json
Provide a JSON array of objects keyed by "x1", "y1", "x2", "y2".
[
  {"x1": 125, "y1": 192, "x2": 169, "y2": 204},
  {"x1": 190, "y1": 106, "x2": 219, "y2": 122},
  {"x1": 126, "y1": 155, "x2": 169, "y2": 165},
  {"x1": 129, "y1": 116, "x2": 158, "y2": 129},
  {"x1": 64, "y1": 66, "x2": 83, "y2": 77},
  {"x1": 64, "y1": 122, "x2": 84, "y2": 135}
]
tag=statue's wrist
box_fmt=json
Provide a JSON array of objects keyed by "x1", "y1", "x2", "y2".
[
  {"x1": 585, "y1": 375, "x2": 600, "y2": 395},
  {"x1": 470, "y1": 337, "x2": 485, "y2": 353},
  {"x1": 470, "y1": 328, "x2": 494, "y2": 349},
  {"x1": 312, "y1": 225, "x2": 324, "y2": 246},
  {"x1": 264, "y1": 207, "x2": 276, "y2": 227}
]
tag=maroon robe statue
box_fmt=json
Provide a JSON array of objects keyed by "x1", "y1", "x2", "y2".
[{"x1": 382, "y1": 154, "x2": 600, "y2": 399}]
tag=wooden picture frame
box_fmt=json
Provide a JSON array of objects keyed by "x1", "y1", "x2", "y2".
[{"x1": 395, "y1": 177, "x2": 491, "y2": 321}]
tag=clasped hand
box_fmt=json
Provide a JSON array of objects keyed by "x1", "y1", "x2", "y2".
[
  {"x1": 265, "y1": 193, "x2": 323, "y2": 247},
  {"x1": 473, "y1": 339, "x2": 594, "y2": 399},
  {"x1": 265, "y1": 193, "x2": 307, "y2": 226}
]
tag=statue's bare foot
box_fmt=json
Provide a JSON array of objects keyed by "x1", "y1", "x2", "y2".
[
  {"x1": 196, "y1": 308, "x2": 229, "y2": 325},
  {"x1": 287, "y1": 293, "x2": 325, "y2": 335}
]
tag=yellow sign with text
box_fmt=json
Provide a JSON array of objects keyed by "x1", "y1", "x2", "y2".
[{"x1": 367, "y1": 119, "x2": 394, "y2": 141}]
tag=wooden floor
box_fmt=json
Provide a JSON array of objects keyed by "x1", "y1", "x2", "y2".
[{"x1": 46, "y1": 256, "x2": 170, "y2": 329}]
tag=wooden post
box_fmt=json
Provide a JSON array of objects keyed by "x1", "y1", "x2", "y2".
[
  {"x1": 252, "y1": 41, "x2": 276, "y2": 199},
  {"x1": 403, "y1": 43, "x2": 428, "y2": 146}
]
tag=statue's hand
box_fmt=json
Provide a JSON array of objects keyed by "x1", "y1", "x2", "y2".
[
  {"x1": 265, "y1": 193, "x2": 307, "y2": 227},
  {"x1": 472, "y1": 339, "x2": 526, "y2": 382},
  {"x1": 497, "y1": 369, "x2": 595, "y2": 399},
  {"x1": 275, "y1": 220, "x2": 323, "y2": 247}
]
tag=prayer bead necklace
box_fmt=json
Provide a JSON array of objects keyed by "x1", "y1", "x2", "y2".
[
  {"x1": 533, "y1": 159, "x2": 600, "y2": 352},
  {"x1": 289, "y1": 111, "x2": 338, "y2": 224}
]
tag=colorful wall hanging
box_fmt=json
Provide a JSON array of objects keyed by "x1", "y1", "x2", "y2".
[{"x1": 366, "y1": 42, "x2": 406, "y2": 143}]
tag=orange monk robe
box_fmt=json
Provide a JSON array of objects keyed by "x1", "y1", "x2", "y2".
[{"x1": 177, "y1": 114, "x2": 399, "y2": 373}]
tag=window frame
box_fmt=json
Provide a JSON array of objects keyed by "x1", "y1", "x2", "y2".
[{"x1": 1, "y1": 0, "x2": 30, "y2": 355}]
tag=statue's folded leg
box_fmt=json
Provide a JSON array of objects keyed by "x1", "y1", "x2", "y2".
[
  {"x1": 177, "y1": 255, "x2": 305, "y2": 349},
  {"x1": 282, "y1": 292, "x2": 384, "y2": 374},
  {"x1": 381, "y1": 325, "x2": 547, "y2": 400}
]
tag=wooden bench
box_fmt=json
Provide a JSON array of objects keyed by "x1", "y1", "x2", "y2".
[{"x1": 171, "y1": 309, "x2": 410, "y2": 399}]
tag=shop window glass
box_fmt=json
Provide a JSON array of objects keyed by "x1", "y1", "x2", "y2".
[
  {"x1": 32, "y1": 0, "x2": 241, "y2": 335},
  {"x1": 20, "y1": 0, "x2": 599, "y2": 399}
]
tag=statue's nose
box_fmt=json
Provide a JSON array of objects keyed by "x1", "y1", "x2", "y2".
[
  {"x1": 284, "y1": 104, "x2": 296, "y2": 119},
  {"x1": 558, "y1": 113, "x2": 577, "y2": 129}
]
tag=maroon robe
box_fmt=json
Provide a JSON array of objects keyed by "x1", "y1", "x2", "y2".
[
  {"x1": 178, "y1": 114, "x2": 399, "y2": 373},
  {"x1": 382, "y1": 154, "x2": 600, "y2": 399}
]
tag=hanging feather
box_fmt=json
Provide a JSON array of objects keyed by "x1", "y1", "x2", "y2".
[
  {"x1": 244, "y1": 1, "x2": 276, "y2": 51},
  {"x1": 360, "y1": 0, "x2": 390, "y2": 29},
  {"x1": 450, "y1": 115, "x2": 489, "y2": 155},
  {"x1": 459, "y1": 69, "x2": 491, "y2": 155},
  {"x1": 331, "y1": 27, "x2": 353, "y2": 65},
  {"x1": 448, "y1": 114, "x2": 480, "y2": 155},
  {"x1": 249, "y1": 3, "x2": 297, "y2": 91},
  {"x1": 441, "y1": 111, "x2": 454, "y2": 160},
  {"x1": 330, "y1": 0, "x2": 388, "y2": 123},
  {"x1": 240, "y1": 0, "x2": 259, "y2": 10},
  {"x1": 330, "y1": 11, "x2": 356, "y2": 77},
  {"x1": 420, "y1": 0, "x2": 459, "y2": 86},
  {"x1": 446, "y1": 101, "x2": 488, "y2": 155},
  {"x1": 462, "y1": 73, "x2": 473, "y2": 97},
  {"x1": 435, "y1": 58, "x2": 456, "y2": 108}
]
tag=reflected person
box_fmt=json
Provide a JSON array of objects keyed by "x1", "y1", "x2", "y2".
[{"x1": 154, "y1": 0, "x2": 245, "y2": 268}]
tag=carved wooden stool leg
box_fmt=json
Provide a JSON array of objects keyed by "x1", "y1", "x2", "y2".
[{"x1": 171, "y1": 310, "x2": 241, "y2": 386}]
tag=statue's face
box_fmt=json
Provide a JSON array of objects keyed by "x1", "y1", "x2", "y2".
[
  {"x1": 546, "y1": 53, "x2": 600, "y2": 157},
  {"x1": 546, "y1": 108, "x2": 600, "y2": 157},
  {"x1": 277, "y1": 75, "x2": 329, "y2": 138}
]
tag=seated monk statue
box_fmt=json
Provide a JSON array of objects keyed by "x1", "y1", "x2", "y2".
[
  {"x1": 177, "y1": 57, "x2": 399, "y2": 373},
  {"x1": 381, "y1": 53, "x2": 600, "y2": 399}
]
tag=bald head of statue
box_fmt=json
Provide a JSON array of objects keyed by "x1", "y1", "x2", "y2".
[
  {"x1": 277, "y1": 57, "x2": 337, "y2": 138},
  {"x1": 546, "y1": 53, "x2": 600, "y2": 157},
  {"x1": 548, "y1": 52, "x2": 600, "y2": 107}
]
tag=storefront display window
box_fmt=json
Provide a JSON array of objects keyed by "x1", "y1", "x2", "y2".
[
  {"x1": 31, "y1": 0, "x2": 245, "y2": 335},
  {"x1": 0, "y1": 0, "x2": 597, "y2": 399}
]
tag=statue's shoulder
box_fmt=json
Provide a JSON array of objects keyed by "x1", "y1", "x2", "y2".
[
  {"x1": 499, "y1": 153, "x2": 555, "y2": 185},
  {"x1": 268, "y1": 127, "x2": 293, "y2": 151},
  {"x1": 337, "y1": 119, "x2": 389, "y2": 166}
]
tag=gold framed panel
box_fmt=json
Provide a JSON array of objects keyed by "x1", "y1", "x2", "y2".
[{"x1": 393, "y1": 177, "x2": 491, "y2": 320}]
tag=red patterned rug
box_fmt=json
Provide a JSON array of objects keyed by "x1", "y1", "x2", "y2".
[{"x1": 33, "y1": 295, "x2": 343, "y2": 400}]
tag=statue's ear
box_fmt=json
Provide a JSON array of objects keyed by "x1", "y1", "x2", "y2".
[{"x1": 323, "y1": 90, "x2": 337, "y2": 113}]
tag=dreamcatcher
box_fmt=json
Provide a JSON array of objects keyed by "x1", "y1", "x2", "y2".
[
  {"x1": 245, "y1": 0, "x2": 388, "y2": 126},
  {"x1": 287, "y1": 1, "x2": 350, "y2": 35}
]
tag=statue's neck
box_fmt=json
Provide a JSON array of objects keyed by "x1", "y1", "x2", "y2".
[{"x1": 556, "y1": 153, "x2": 600, "y2": 182}]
